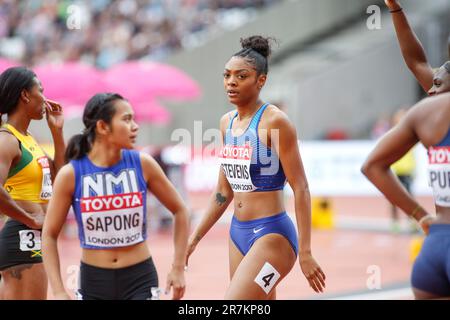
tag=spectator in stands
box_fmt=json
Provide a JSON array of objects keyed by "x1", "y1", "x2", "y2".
[{"x1": 0, "y1": 0, "x2": 282, "y2": 68}]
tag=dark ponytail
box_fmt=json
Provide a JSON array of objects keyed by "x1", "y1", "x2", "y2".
[
  {"x1": 0, "y1": 67, "x2": 37, "y2": 126},
  {"x1": 233, "y1": 35, "x2": 276, "y2": 75},
  {"x1": 65, "y1": 93, "x2": 125, "y2": 161},
  {"x1": 65, "y1": 132, "x2": 92, "y2": 162}
]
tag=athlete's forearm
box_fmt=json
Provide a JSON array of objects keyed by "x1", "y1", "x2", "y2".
[
  {"x1": 390, "y1": 7, "x2": 428, "y2": 66},
  {"x1": 42, "y1": 233, "x2": 67, "y2": 296},
  {"x1": 171, "y1": 208, "x2": 189, "y2": 268},
  {"x1": 0, "y1": 187, "x2": 34, "y2": 225},
  {"x1": 50, "y1": 128, "x2": 66, "y2": 172},
  {"x1": 293, "y1": 187, "x2": 312, "y2": 254},
  {"x1": 363, "y1": 164, "x2": 428, "y2": 221},
  {"x1": 192, "y1": 190, "x2": 233, "y2": 243}
]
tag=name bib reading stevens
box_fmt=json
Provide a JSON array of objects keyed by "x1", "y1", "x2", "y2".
[
  {"x1": 81, "y1": 192, "x2": 144, "y2": 247},
  {"x1": 219, "y1": 145, "x2": 256, "y2": 192},
  {"x1": 428, "y1": 146, "x2": 450, "y2": 207}
]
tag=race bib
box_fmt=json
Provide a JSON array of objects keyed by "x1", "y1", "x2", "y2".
[
  {"x1": 37, "y1": 156, "x2": 52, "y2": 200},
  {"x1": 80, "y1": 192, "x2": 145, "y2": 247},
  {"x1": 428, "y1": 146, "x2": 450, "y2": 207},
  {"x1": 19, "y1": 230, "x2": 41, "y2": 251},
  {"x1": 219, "y1": 144, "x2": 256, "y2": 192},
  {"x1": 254, "y1": 262, "x2": 280, "y2": 294}
]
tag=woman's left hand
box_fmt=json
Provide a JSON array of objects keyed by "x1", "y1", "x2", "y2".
[
  {"x1": 45, "y1": 99, "x2": 64, "y2": 131},
  {"x1": 299, "y1": 252, "x2": 326, "y2": 293}
]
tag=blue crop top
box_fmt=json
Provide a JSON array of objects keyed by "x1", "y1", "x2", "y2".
[
  {"x1": 70, "y1": 149, "x2": 148, "y2": 249},
  {"x1": 219, "y1": 103, "x2": 286, "y2": 192}
]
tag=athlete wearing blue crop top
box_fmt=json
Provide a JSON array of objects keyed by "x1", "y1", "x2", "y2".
[
  {"x1": 42, "y1": 93, "x2": 189, "y2": 300},
  {"x1": 186, "y1": 36, "x2": 326, "y2": 299},
  {"x1": 362, "y1": 63, "x2": 450, "y2": 299}
]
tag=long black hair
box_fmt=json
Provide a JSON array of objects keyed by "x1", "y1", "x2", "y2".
[
  {"x1": 232, "y1": 35, "x2": 276, "y2": 75},
  {"x1": 0, "y1": 67, "x2": 37, "y2": 125},
  {"x1": 65, "y1": 93, "x2": 125, "y2": 161}
]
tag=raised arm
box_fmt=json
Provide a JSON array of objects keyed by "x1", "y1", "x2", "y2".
[
  {"x1": 385, "y1": 0, "x2": 434, "y2": 92},
  {"x1": 42, "y1": 164, "x2": 75, "y2": 300},
  {"x1": 270, "y1": 110, "x2": 325, "y2": 293},
  {"x1": 140, "y1": 152, "x2": 189, "y2": 300}
]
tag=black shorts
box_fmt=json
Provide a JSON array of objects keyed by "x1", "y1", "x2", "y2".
[
  {"x1": 0, "y1": 219, "x2": 43, "y2": 271},
  {"x1": 78, "y1": 257, "x2": 159, "y2": 300}
]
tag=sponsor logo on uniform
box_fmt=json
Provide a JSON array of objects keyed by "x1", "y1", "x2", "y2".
[
  {"x1": 219, "y1": 145, "x2": 252, "y2": 160},
  {"x1": 429, "y1": 146, "x2": 450, "y2": 164},
  {"x1": 79, "y1": 169, "x2": 145, "y2": 247}
]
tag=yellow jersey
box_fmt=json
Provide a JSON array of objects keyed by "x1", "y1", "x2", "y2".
[{"x1": 2, "y1": 124, "x2": 52, "y2": 203}]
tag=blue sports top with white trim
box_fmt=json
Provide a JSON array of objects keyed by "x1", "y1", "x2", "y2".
[
  {"x1": 220, "y1": 103, "x2": 287, "y2": 193},
  {"x1": 70, "y1": 149, "x2": 148, "y2": 249}
]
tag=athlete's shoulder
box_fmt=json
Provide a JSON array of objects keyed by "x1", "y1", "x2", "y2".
[
  {"x1": 263, "y1": 104, "x2": 292, "y2": 128},
  {"x1": 52, "y1": 163, "x2": 75, "y2": 195},
  {"x1": 220, "y1": 110, "x2": 236, "y2": 123},
  {"x1": 220, "y1": 110, "x2": 236, "y2": 131},
  {"x1": 428, "y1": 92, "x2": 450, "y2": 104},
  {"x1": 407, "y1": 93, "x2": 450, "y2": 122},
  {"x1": 55, "y1": 163, "x2": 75, "y2": 181},
  {"x1": 138, "y1": 151, "x2": 157, "y2": 170},
  {"x1": 0, "y1": 127, "x2": 17, "y2": 141},
  {"x1": 0, "y1": 127, "x2": 20, "y2": 156}
]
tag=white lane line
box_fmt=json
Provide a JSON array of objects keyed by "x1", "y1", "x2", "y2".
[{"x1": 329, "y1": 287, "x2": 413, "y2": 300}]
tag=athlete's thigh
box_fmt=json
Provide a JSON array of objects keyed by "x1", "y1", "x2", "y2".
[
  {"x1": 229, "y1": 238, "x2": 244, "y2": 280},
  {"x1": 225, "y1": 233, "x2": 296, "y2": 300},
  {"x1": 2, "y1": 263, "x2": 47, "y2": 299}
]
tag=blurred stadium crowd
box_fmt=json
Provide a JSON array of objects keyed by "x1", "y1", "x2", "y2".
[{"x1": 0, "y1": 0, "x2": 281, "y2": 68}]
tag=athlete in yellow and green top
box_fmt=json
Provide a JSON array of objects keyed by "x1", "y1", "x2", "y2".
[{"x1": 0, "y1": 66, "x2": 65, "y2": 300}]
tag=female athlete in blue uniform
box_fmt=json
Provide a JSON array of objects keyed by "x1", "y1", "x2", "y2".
[
  {"x1": 42, "y1": 93, "x2": 189, "y2": 300},
  {"x1": 362, "y1": 62, "x2": 450, "y2": 299},
  {"x1": 186, "y1": 36, "x2": 325, "y2": 299}
]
